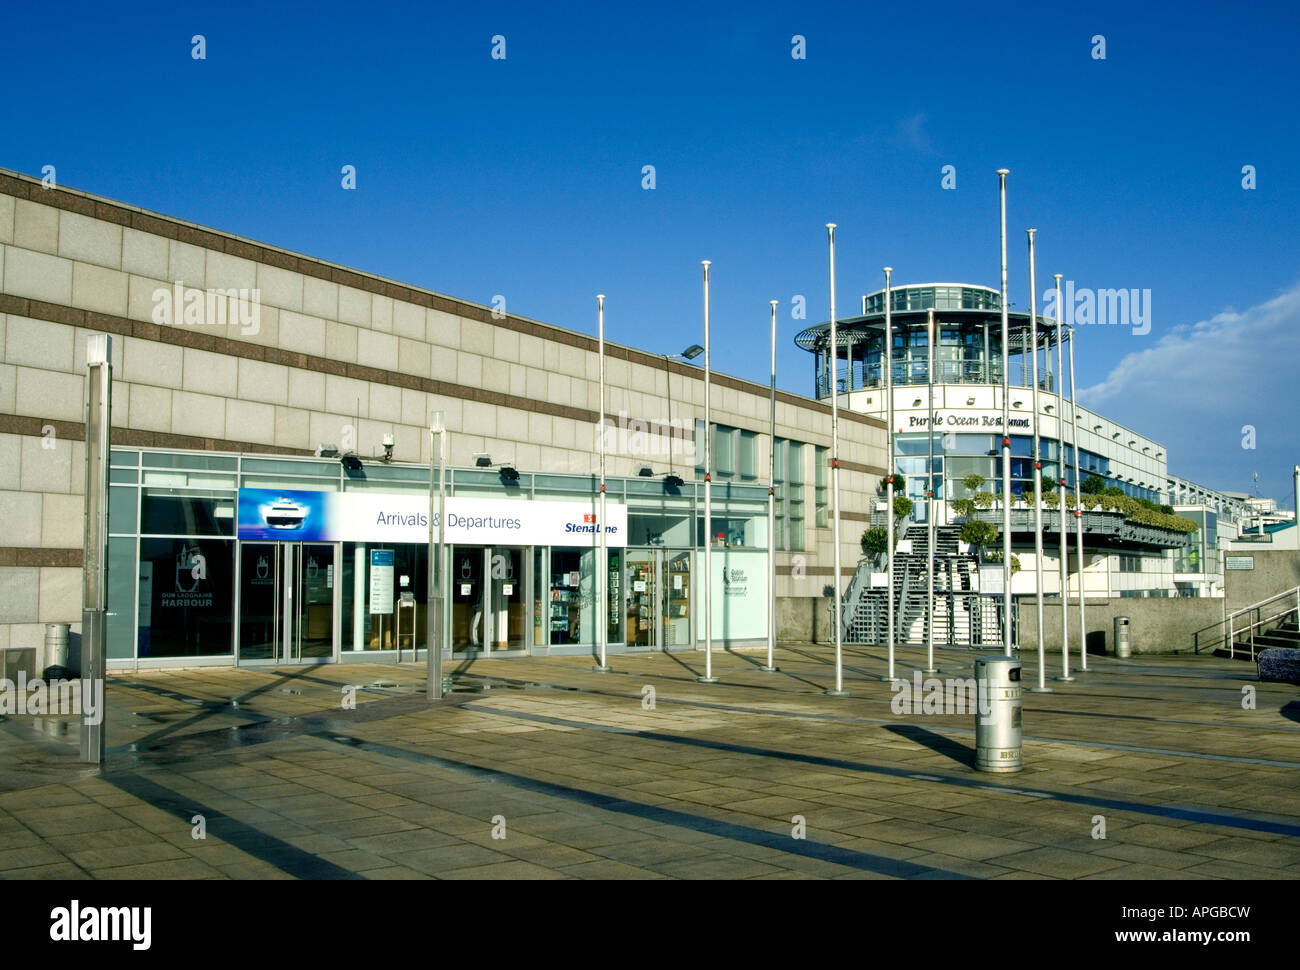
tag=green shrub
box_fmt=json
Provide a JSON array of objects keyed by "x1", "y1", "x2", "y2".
[
  {"x1": 861, "y1": 527, "x2": 890, "y2": 558},
  {"x1": 962, "y1": 473, "x2": 986, "y2": 493},
  {"x1": 1043, "y1": 491, "x2": 1060, "y2": 509},
  {"x1": 973, "y1": 491, "x2": 994, "y2": 510},
  {"x1": 1080, "y1": 475, "x2": 1107, "y2": 494},
  {"x1": 959, "y1": 519, "x2": 999, "y2": 550},
  {"x1": 950, "y1": 498, "x2": 976, "y2": 518}
]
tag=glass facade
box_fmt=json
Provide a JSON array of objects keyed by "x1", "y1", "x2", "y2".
[
  {"x1": 894, "y1": 433, "x2": 1062, "y2": 502},
  {"x1": 890, "y1": 432, "x2": 1161, "y2": 510},
  {"x1": 862, "y1": 284, "x2": 1002, "y2": 315},
  {"x1": 105, "y1": 447, "x2": 773, "y2": 664},
  {"x1": 1175, "y1": 510, "x2": 1218, "y2": 574}
]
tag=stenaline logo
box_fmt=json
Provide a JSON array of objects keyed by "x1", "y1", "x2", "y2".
[{"x1": 565, "y1": 519, "x2": 618, "y2": 534}]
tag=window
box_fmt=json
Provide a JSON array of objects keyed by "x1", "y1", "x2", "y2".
[
  {"x1": 815, "y1": 446, "x2": 828, "y2": 528},
  {"x1": 715, "y1": 426, "x2": 736, "y2": 476},
  {"x1": 771, "y1": 437, "x2": 807, "y2": 551},
  {"x1": 787, "y1": 441, "x2": 805, "y2": 550},
  {"x1": 140, "y1": 488, "x2": 236, "y2": 536},
  {"x1": 137, "y1": 537, "x2": 235, "y2": 657},
  {"x1": 696, "y1": 421, "x2": 759, "y2": 482},
  {"x1": 739, "y1": 430, "x2": 757, "y2": 481}
]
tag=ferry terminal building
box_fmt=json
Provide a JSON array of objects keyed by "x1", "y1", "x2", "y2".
[{"x1": 0, "y1": 169, "x2": 886, "y2": 671}]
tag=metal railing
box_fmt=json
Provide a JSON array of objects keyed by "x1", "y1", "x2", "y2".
[
  {"x1": 822, "y1": 364, "x2": 1059, "y2": 397},
  {"x1": 841, "y1": 554, "x2": 1017, "y2": 648},
  {"x1": 1192, "y1": 585, "x2": 1300, "y2": 659}
]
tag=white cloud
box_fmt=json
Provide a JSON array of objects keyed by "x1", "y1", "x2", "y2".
[{"x1": 1078, "y1": 279, "x2": 1300, "y2": 499}]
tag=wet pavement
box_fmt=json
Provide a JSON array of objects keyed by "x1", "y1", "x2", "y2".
[{"x1": 0, "y1": 644, "x2": 1297, "y2": 879}]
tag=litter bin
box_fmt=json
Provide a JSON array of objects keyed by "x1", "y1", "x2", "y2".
[
  {"x1": 1113, "y1": 616, "x2": 1132, "y2": 658},
  {"x1": 43, "y1": 623, "x2": 70, "y2": 678},
  {"x1": 975, "y1": 655, "x2": 1023, "y2": 772}
]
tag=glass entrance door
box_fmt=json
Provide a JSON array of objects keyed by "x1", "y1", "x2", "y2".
[
  {"x1": 662, "y1": 551, "x2": 692, "y2": 648},
  {"x1": 238, "y1": 542, "x2": 338, "y2": 663},
  {"x1": 239, "y1": 543, "x2": 279, "y2": 661},
  {"x1": 295, "y1": 544, "x2": 335, "y2": 659},
  {"x1": 487, "y1": 546, "x2": 526, "y2": 652},
  {"x1": 452, "y1": 546, "x2": 530, "y2": 654},
  {"x1": 626, "y1": 553, "x2": 659, "y2": 648}
]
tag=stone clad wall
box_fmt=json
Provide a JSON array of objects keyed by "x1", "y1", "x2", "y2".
[{"x1": 0, "y1": 171, "x2": 887, "y2": 658}]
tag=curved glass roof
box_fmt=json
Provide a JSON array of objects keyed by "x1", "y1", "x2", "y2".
[{"x1": 794, "y1": 282, "x2": 1064, "y2": 352}]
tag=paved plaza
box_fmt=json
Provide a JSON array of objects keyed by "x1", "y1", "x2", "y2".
[{"x1": 0, "y1": 645, "x2": 1297, "y2": 880}]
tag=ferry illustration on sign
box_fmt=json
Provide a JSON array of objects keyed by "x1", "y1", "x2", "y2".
[{"x1": 261, "y1": 497, "x2": 310, "y2": 530}]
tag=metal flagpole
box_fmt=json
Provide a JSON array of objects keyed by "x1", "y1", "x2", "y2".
[
  {"x1": 826, "y1": 224, "x2": 847, "y2": 696},
  {"x1": 1054, "y1": 274, "x2": 1074, "y2": 682},
  {"x1": 884, "y1": 267, "x2": 898, "y2": 682},
  {"x1": 427, "y1": 411, "x2": 448, "y2": 700},
  {"x1": 925, "y1": 307, "x2": 937, "y2": 674},
  {"x1": 1026, "y1": 230, "x2": 1051, "y2": 692},
  {"x1": 81, "y1": 334, "x2": 111, "y2": 764},
  {"x1": 998, "y1": 169, "x2": 1013, "y2": 654},
  {"x1": 761, "y1": 300, "x2": 779, "y2": 673},
  {"x1": 699, "y1": 262, "x2": 718, "y2": 683},
  {"x1": 594, "y1": 295, "x2": 611, "y2": 672},
  {"x1": 1068, "y1": 325, "x2": 1088, "y2": 671}
]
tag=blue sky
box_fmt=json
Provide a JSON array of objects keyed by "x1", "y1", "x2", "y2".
[{"x1": 2, "y1": 1, "x2": 1297, "y2": 505}]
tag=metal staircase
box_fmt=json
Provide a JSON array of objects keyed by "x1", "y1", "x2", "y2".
[
  {"x1": 1192, "y1": 585, "x2": 1300, "y2": 661},
  {"x1": 843, "y1": 524, "x2": 1014, "y2": 648}
]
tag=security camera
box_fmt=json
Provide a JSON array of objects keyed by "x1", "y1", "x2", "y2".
[{"x1": 382, "y1": 433, "x2": 395, "y2": 463}]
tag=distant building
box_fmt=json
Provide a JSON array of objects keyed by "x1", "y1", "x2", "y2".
[{"x1": 798, "y1": 283, "x2": 1188, "y2": 612}]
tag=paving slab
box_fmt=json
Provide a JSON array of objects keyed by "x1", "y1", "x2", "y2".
[{"x1": 0, "y1": 644, "x2": 1296, "y2": 880}]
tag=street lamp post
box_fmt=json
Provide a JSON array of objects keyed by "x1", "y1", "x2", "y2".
[
  {"x1": 699, "y1": 261, "x2": 718, "y2": 683},
  {"x1": 81, "y1": 334, "x2": 111, "y2": 764},
  {"x1": 427, "y1": 410, "x2": 448, "y2": 700},
  {"x1": 662, "y1": 345, "x2": 704, "y2": 480}
]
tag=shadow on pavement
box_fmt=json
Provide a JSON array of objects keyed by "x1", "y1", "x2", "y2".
[{"x1": 884, "y1": 723, "x2": 975, "y2": 769}]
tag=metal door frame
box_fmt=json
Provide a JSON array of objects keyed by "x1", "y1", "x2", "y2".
[
  {"x1": 236, "y1": 540, "x2": 340, "y2": 666},
  {"x1": 625, "y1": 549, "x2": 662, "y2": 651}
]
